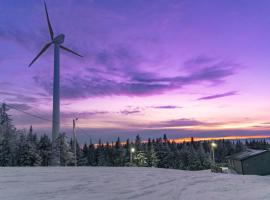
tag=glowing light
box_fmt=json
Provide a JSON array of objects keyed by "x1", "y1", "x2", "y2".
[
  {"x1": 211, "y1": 142, "x2": 217, "y2": 148},
  {"x1": 131, "y1": 147, "x2": 135, "y2": 153}
]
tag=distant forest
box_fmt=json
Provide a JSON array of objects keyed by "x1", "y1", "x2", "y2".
[{"x1": 0, "y1": 104, "x2": 269, "y2": 169}]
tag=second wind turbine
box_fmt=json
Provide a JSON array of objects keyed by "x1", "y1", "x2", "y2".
[{"x1": 29, "y1": 2, "x2": 83, "y2": 165}]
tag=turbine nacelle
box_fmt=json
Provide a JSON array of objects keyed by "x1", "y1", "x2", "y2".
[
  {"x1": 53, "y1": 34, "x2": 65, "y2": 44},
  {"x1": 28, "y1": 2, "x2": 82, "y2": 67}
]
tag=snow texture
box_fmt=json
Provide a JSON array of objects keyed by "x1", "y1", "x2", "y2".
[{"x1": 0, "y1": 167, "x2": 270, "y2": 200}]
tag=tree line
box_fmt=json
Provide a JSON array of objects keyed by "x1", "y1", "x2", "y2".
[{"x1": 0, "y1": 104, "x2": 269, "y2": 169}]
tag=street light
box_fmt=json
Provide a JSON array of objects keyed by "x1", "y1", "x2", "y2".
[
  {"x1": 211, "y1": 142, "x2": 217, "y2": 165},
  {"x1": 130, "y1": 147, "x2": 135, "y2": 163},
  {"x1": 73, "y1": 118, "x2": 79, "y2": 166}
]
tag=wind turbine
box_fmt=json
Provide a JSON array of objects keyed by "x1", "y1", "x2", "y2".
[{"x1": 29, "y1": 2, "x2": 82, "y2": 165}]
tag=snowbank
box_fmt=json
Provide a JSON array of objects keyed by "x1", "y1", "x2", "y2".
[{"x1": 0, "y1": 167, "x2": 270, "y2": 200}]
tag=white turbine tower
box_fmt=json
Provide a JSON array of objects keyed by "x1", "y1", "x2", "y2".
[{"x1": 29, "y1": 2, "x2": 82, "y2": 165}]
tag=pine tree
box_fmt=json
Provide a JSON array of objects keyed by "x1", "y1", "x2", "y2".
[
  {"x1": 0, "y1": 104, "x2": 17, "y2": 166},
  {"x1": 78, "y1": 143, "x2": 89, "y2": 166},
  {"x1": 235, "y1": 140, "x2": 245, "y2": 153},
  {"x1": 146, "y1": 140, "x2": 159, "y2": 167},
  {"x1": 26, "y1": 127, "x2": 42, "y2": 166},
  {"x1": 16, "y1": 131, "x2": 42, "y2": 166},
  {"x1": 38, "y1": 134, "x2": 51, "y2": 166},
  {"x1": 187, "y1": 151, "x2": 201, "y2": 170},
  {"x1": 96, "y1": 144, "x2": 107, "y2": 166},
  {"x1": 135, "y1": 134, "x2": 142, "y2": 151},
  {"x1": 88, "y1": 141, "x2": 96, "y2": 166},
  {"x1": 123, "y1": 139, "x2": 131, "y2": 165},
  {"x1": 163, "y1": 134, "x2": 168, "y2": 142},
  {"x1": 155, "y1": 139, "x2": 171, "y2": 168},
  {"x1": 16, "y1": 133, "x2": 28, "y2": 166},
  {"x1": 177, "y1": 143, "x2": 189, "y2": 169},
  {"x1": 112, "y1": 137, "x2": 125, "y2": 166},
  {"x1": 134, "y1": 151, "x2": 147, "y2": 167},
  {"x1": 197, "y1": 143, "x2": 211, "y2": 169},
  {"x1": 58, "y1": 133, "x2": 74, "y2": 166},
  {"x1": 104, "y1": 146, "x2": 111, "y2": 166}
]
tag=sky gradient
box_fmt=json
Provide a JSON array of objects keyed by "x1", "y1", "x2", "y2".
[{"x1": 1, "y1": 0, "x2": 270, "y2": 142}]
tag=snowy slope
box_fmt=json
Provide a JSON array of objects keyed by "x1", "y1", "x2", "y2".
[{"x1": 0, "y1": 167, "x2": 270, "y2": 200}]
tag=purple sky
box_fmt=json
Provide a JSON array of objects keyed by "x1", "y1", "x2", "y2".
[{"x1": 1, "y1": 0, "x2": 270, "y2": 142}]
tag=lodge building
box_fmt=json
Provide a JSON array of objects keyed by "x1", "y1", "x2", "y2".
[{"x1": 227, "y1": 149, "x2": 270, "y2": 175}]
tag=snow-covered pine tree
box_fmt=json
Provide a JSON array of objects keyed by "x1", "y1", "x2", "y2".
[
  {"x1": 198, "y1": 142, "x2": 211, "y2": 169},
  {"x1": 88, "y1": 141, "x2": 96, "y2": 166},
  {"x1": 112, "y1": 137, "x2": 125, "y2": 166},
  {"x1": 123, "y1": 139, "x2": 132, "y2": 166},
  {"x1": 58, "y1": 133, "x2": 74, "y2": 166},
  {"x1": 78, "y1": 143, "x2": 89, "y2": 166},
  {"x1": 177, "y1": 143, "x2": 189, "y2": 169},
  {"x1": 0, "y1": 104, "x2": 17, "y2": 166},
  {"x1": 104, "y1": 141, "x2": 113, "y2": 166},
  {"x1": 38, "y1": 134, "x2": 52, "y2": 166},
  {"x1": 146, "y1": 139, "x2": 159, "y2": 167},
  {"x1": 16, "y1": 127, "x2": 42, "y2": 166},
  {"x1": 16, "y1": 133, "x2": 29, "y2": 166},
  {"x1": 163, "y1": 134, "x2": 168, "y2": 142},
  {"x1": 186, "y1": 147, "x2": 202, "y2": 170},
  {"x1": 134, "y1": 150, "x2": 147, "y2": 167},
  {"x1": 135, "y1": 134, "x2": 142, "y2": 151},
  {"x1": 96, "y1": 143, "x2": 107, "y2": 166},
  {"x1": 235, "y1": 140, "x2": 245, "y2": 152},
  {"x1": 26, "y1": 127, "x2": 42, "y2": 166},
  {"x1": 155, "y1": 138, "x2": 171, "y2": 168}
]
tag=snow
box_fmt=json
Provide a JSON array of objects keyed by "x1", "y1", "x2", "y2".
[{"x1": 0, "y1": 167, "x2": 270, "y2": 200}]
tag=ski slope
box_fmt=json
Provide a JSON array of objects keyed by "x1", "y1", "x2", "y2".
[{"x1": 0, "y1": 167, "x2": 270, "y2": 200}]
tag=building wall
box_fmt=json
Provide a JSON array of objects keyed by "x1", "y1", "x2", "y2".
[
  {"x1": 231, "y1": 160, "x2": 243, "y2": 174},
  {"x1": 242, "y1": 152, "x2": 270, "y2": 175}
]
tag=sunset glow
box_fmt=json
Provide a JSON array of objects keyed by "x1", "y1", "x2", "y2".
[{"x1": 170, "y1": 135, "x2": 270, "y2": 144}]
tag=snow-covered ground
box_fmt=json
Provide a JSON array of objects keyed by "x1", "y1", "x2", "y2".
[{"x1": 0, "y1": 167, "x2": 270, "y2": 200}]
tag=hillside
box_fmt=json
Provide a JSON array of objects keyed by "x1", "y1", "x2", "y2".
[{"x1": 0, "y1": 167, "x2": 269, "y2": 200}]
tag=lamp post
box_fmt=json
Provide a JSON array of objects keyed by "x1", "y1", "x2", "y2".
[
  {"x1": 73, "y1": 118, "x2": 78, "y2": 166},
  {"x1": 211, "y1": 142, "x2": 217, "y2": 165},
  {"x1": 130, "y1": 147, "x2": 135, "y2": 163}
]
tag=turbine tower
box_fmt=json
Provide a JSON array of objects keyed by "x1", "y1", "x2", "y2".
[{"x1": 29, "y1": 2, "x2": 82, "y2": 165}]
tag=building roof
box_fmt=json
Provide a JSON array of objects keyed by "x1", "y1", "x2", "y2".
[{"x1": 226, "y1": 149, "x2": 268, "y2": 161}]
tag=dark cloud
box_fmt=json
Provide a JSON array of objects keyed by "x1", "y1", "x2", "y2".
[
  {"x1": 33, "y1": 44, "x2": 238, "y2": 99},
  {"x1": 35, "y1": 74, "x2": 169, "y2": 99},
  {"x1": 120, "y1": 107, "x2": 141, "y2": 115},
  {"x1": 151, "y1": 105, "x2": 182, "y2": 109},
  {"x1": 0, "y1": 91, "x2": 39, "y2": 103},
  {"x1": 145, "y1": 118, "x2": 209, "y2": 128},
  {"x1": 7, "y1": 103, "x2": 31, "y2": 111},
  {"x1": 261, "y1": 122, "x2": 270, "y2": 125},
  {"x1": 184, "y1": 55, "x2": 214, "y2": 67},
  {"x1": 198, "y1": 91, "x2": 237, "y2": 100},
  {"x1": 62, "y1": 111, "x2": 109, "y2": 118},
  {"x1": 253, "y1": 122, "x2": 270, "y2": 129},
  {"x1": 116, "y1": 118, "x2": 216, "y2": 129},
  {"x1": 10, "y1": 109, "x2": 110, "y2": 128}
]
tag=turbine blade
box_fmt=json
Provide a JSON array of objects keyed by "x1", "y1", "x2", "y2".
[
  {"x1": 60, "y1": 45, "x2": 83, "y2": 57},
  {"x1": 29, "y1": 42, "x2": 52, "y2": 67},
  {"x1": 44, "y1": 2, "x2": 54, "y2": 40}
]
